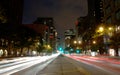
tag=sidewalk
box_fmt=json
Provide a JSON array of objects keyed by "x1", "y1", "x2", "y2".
[{"x1": 36, "y1": 55, "x2": 84, "y2": 75}]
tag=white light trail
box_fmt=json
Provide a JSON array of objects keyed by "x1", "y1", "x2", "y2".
[{"x1": 0, "y1": 53, "x2": 59, "y2": 75}]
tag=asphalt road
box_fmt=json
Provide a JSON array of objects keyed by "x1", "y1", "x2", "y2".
[
  {"x1": 11, "y1": 55, "x2": 120, "y2": 75},
  {"x1": 0, "y1": 54, "x2": 58, "y2": 75}
]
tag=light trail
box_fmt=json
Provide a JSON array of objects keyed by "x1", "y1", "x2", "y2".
[
  {"x1": 66, "y1": 55, "x2": 120, "y2": 75},
  {"x1": 0, "y1": 53, "x2": 59, "y2": 75}
]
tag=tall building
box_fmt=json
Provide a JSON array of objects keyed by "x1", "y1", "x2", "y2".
[
  {"x1": 103, "y1": 0, "x2": 120, "y2": 25},
  {"x1": 0, "y1": 0, "x2": 24, "y2": 57},
  {"x1": 83, "y1": 0, "x2": 104, "y2": 28},
  {"x1": 0, "y1": 0, "x2": 24, "y2": 24},
  {"x1": 87, "y1": 0, "x2": 104, "y2": 25},
  {"x1": 33, "y1": 17, "x2": 53, "y2": 27},
  {"x1": 76, "y1": 0, "x2": 104, "y2": 40},
  {"x1": 102, "y1": 0, "x2": 120, "y2": 56},
  {"x1": 75, "y1": 0, "x2": 104, "y2": 53},
  {"x1": 33, "y1": 17, "x2": 57, "y2": 52},
  {"x1": 33, "y1": 17, "x2": 55, "y2": 42}
]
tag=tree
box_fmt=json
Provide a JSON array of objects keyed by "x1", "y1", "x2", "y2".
[
  {"x1": 0, "y1": 6, "x2": 7, "y2": 23},
  {"x1": 37, "y1": 45, "x2": 45, "y2": 53},
  {"x1": 15, "y1": 25, "x2": 39, "y2": 56},
  {"x1": 64, "y1": 47, "x2": 71, "y2": 54},
  {"x1": 0, "y1": 24, "x2": 43, "y2": 57},
  {"x1": 110, "y1": 32, "x2": 120, "y2": 56}
]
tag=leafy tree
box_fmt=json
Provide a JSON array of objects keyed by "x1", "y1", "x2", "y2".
[
  {"x1": 110, "y1": 32, "x2": 120, "y2": 56},
  {"x1": 15, "y1": 25, "x2": 38, "y2": 56},
  {"x1": 37, "y1": 45, "x2": 45, "y2": 53},
  {"x1": 0, "y1": 6, "x2": 7, "y2": 23},
  {"x1": 0, "y1": 24, "x2": 43, "y2": 56}
]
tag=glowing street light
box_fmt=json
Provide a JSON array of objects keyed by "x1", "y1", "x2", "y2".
[
  {"x1": 47, "y1": 45, "x2": 50, "y2": 48},
  {"x1": 95, "y1": 25, "x2": 115, "y2": 54},
  {"x1": 93, "y1": 41, "x2": 96, "y2": 44},
  {"x1": 74, "y1": 40, "x2": 82, "y2": 44},
  {"x1": 99, "y1": 27, "x2": 104, "y2": 32},
  {"x1": 74, "y1": 41, "x2": 77, "y2": 44},
  {"x1": 108, "y1": 27, "x2": 113, "y2": 31},
  {"x1": 78, "y1": 41, "x2": 82, "y2": 44}
]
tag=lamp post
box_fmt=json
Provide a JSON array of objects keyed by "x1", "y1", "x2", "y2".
[
  {"x1": 73, "y1": 40, "x2": 82, "y2": 54},
  {"x1": 93, "y1": 40, "x2": 96, "y2": 44},
  {"x1": 97, "y1": 26, "x2": 114, "y2": 54},
  {"x1": 73, "y1": 40, "x2": 82, "y2": 49}
]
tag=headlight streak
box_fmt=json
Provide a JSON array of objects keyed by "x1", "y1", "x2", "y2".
[
  {"x1": 0, "y1": 53, "x2": 59, "y2": 75},
  {"x1": 66, "y1": 55, "x2": 120, "y2": 75}
]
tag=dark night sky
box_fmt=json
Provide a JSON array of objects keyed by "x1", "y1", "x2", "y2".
[{"x1": 22, "y1": 0, "x2": 88, "y2": 39}]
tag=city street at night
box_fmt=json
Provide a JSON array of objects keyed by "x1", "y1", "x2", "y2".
[
  {"x1": 0, "y1": 0, "x2": 120, "y2": 75},
  {"x1": 0, "y1": 54, "x2": 120, "y2": 75}
]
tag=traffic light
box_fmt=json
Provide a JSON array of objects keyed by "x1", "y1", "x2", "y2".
[
  {"x1": 76, "y1": 49, "x2": 81, "y2": 54},
  {"x1": 59, "y1": 47, "x2": 62, "y2": 51},
  {"x1": 58, "y1": 47, "x2": 64, "y2": 53}
]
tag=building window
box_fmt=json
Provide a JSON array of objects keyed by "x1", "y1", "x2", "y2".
[
  {"x1": 104, "y1": 0, "x2": 109, "y2": 5},
  {"x1": 114, "y1": 0, "x2": 120, "y2": 7},
  {"x1": 105, "y1": 6, "x2": 111, "y2": 15},
  {"x1": 116, "y1": 10, "x2": 120, "y2": 20},
  {"x1": 106, "y1": 17, "x2": 111, "y2": 24}
]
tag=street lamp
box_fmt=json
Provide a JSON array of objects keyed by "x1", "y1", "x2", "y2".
[
  {"x1": 93, "y1": 40, "x2": 96, "y2": 44},
  {"x1": 73, "y1": 40, "x2": 77, "y2": 44},
  {"x1": 97, "y1": 26, "x2": 114, "y2": 54},
  {"x1": 108, "y1": 27, "x2": 113, "y2": 31},
  {"x1": 99, "y1": 27, "x2": 104, "y2": 32},
  {"x1": 73, "y1": 40, "x2": 82, "y2": 52},
  {"x1": 78, "y1": 41, "x2": 82, "y2": 44}
]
